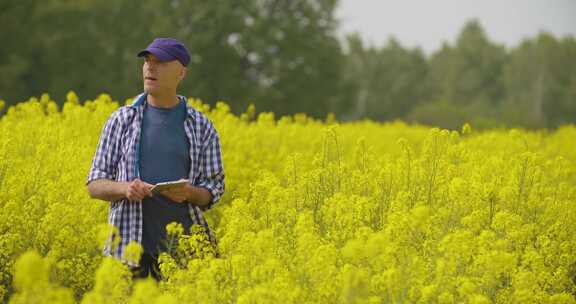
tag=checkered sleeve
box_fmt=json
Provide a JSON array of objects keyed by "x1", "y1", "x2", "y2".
[
  {"x1": 86, "y1": 111, "x2": 122, "y2": 185},
  {"x1": 195, "y1": 121, "x2": 225, "y2": 210}
]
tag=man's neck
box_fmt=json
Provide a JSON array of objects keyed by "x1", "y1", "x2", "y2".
[{"x1": 146, "y1": 92, "x2": 179, "y2": 108}]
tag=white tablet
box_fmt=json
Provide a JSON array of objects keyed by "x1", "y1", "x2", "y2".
[{"x1": 151, "y1": 179, "x2": 189, "y2": 194}]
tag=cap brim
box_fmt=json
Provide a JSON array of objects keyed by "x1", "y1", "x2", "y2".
[{"x1": 137, "y1": 47, "x2": 175, "y2": 62}]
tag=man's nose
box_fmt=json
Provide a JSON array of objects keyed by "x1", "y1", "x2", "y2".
[{"x1": 145, "y1": 62, "x2": 157, "y2": 71}]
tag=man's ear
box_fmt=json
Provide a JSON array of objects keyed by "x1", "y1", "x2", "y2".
[{"x1": 179, "y1": 67, "x2": 187, "y2": 82}]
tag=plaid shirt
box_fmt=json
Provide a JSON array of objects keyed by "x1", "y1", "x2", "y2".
[{"x1": 86, "y1": 93, "x2": 225, "y2": 266}]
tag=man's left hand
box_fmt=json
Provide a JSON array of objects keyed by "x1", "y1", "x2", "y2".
[{"x1": 159, "y1": 183, "x2": 192, "y2": 203}]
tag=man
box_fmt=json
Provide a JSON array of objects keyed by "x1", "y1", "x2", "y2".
[{"x1": 86, "y1": 38, "x2": 225, "y2": 280}]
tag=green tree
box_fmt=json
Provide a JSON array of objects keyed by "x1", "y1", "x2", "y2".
[
  {"x1": 343, "y1": 34, "x2": 428, "y2": 121},
  {"x1": 166, "y1": 0, "x2": 349, "y2": 117},
  {"x1": 0, "y1": 0, "x2": 351, "y2": 119},
  {"x1": 502, "y1": 33, "x2": 576, "y2": 128},
  {"x1": 412, "y1": 19, "x2": 508, "y2": 129},
  {"x1": 428, "y1": 20, "x2": 507, "y2": 107}
]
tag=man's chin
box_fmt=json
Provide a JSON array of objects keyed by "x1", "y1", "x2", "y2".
[{"x1": 143, "y1": 87, "x2": 156, "y2": 94}]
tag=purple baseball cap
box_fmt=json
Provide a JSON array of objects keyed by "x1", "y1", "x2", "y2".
[{"x1": 137, "y1": 38, "x2": 191, "y2": 67}]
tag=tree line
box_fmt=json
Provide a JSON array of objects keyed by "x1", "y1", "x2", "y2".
[
  {"x1": 345, "y1": 21, "x2": 576, "y2": 129},
  {"x1": 1, "y1": 1, "x2": 575, "y2": 129}
]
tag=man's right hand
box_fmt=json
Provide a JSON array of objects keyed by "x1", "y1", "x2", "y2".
[{"x1": 126, "y1": 179, "x2": 154, "y2": 203}]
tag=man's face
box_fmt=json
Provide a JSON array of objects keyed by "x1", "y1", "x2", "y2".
[{"x1": 142, "y1": 53, "x2": 186, "y2": 95}]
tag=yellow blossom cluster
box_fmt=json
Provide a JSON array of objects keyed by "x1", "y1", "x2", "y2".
[{"x1": 0, "y1": 92, "x2": 574, "y2": 303}]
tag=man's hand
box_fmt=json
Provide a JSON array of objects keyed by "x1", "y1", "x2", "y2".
[
  {"x1": 125, "y1": 178, "x2": 154, "y2": 203},
  {"x1": 159, "y1": 183, "x2": 193, "y2": 203},
  {"x1": 158, "y1": 183, "x2": 213, "y2": 208}
]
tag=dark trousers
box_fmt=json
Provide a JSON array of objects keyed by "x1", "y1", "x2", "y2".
[{"x1": 131, "y1": 252, "x2": 161, "y2": 281}]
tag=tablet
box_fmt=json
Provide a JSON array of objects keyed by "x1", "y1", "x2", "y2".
[{"x1": 151, "y1": 179, "x2": 190, "y2": 194}]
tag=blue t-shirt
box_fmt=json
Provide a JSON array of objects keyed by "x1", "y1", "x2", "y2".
[{"x1": 139, "y1": 99, "x2": 193, "y2": 255}]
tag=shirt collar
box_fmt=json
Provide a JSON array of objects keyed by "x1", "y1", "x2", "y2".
[{"x1": 129, "y1": 92, "x2": 196, "y2": 118}]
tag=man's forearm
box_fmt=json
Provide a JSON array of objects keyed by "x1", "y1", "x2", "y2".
[
  {"x1": 186, "y1": 185, "x2": 213, "y2": 208},
  {"x1": 87, "y1": 179, "x2": 128, "y2": 202}
]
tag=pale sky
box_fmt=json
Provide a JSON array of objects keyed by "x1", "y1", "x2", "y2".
[{"x1": 336, "y1": 0, "x2": 576, "y2": 54}]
